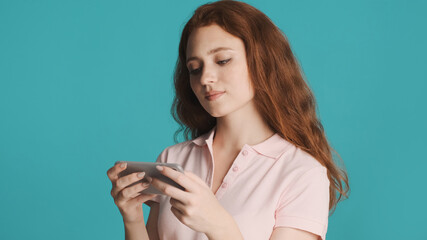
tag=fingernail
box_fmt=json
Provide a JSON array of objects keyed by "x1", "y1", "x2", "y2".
[
  {"x1": 146, "y1": 176, "x2": 152, "y2": 182},
  {"x1": 156, "y1": 165, "x2": 164, "y2": 171},
  {"x1": 137, "y1": 172, "x2": 145, "y2": 178},
  {"x1": 120, "y1": 163, "x2": 126, "y2": 168}
]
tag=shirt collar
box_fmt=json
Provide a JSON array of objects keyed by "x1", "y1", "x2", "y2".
[{"x1": 191, "y1": 125, "x2": 291, "y2": 159}]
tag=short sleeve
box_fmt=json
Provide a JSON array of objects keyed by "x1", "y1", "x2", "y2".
[
  {"x1": 145, "y1": 147, "x2": 168, "y2": 205},
  {"x1": 274, "y1": 166, "x2": 330, "y2": 240}
]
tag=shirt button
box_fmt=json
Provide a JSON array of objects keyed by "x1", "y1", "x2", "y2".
[
  {"x1": 242, "y1": 150, "x2": 248, "y2": 156},
  {"x1": 222, "y1": 182, "x2": 228, "y2": 188},
  {"x1": 232, "y1": 166, "x2": 239, "y2": 172}
]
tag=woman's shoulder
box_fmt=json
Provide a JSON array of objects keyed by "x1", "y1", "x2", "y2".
[
  {"x1": 163, "y1": 138, "x2": 199, "y2": 153},
  {"x1": 156, "y1": 138, "x2": 201, "y2": 162},
  {"x1": 276, "y1": 141, "x2": 326, "y2": 173}
]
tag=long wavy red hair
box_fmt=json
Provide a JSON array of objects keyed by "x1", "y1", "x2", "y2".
[{"x1": 170, "y1": 0, "x2": 350, "y2": 215}]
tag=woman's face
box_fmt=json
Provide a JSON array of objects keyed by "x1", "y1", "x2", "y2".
[{"x1": 186, "y1": 24, "x2": 254, "y2": 118}]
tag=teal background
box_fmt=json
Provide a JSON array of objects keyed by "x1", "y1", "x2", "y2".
[{"x1": 0, "y1": 0, "x2": 426, "y2": 239}]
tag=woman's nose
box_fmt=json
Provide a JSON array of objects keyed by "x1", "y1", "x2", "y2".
[{"x1": 200, "y1": 67, "x2": 217, "y2": 85}]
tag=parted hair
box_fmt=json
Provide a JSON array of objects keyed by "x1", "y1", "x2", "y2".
[{"x1": 170, "y1": 0, "x2": 350, "y2": 215}]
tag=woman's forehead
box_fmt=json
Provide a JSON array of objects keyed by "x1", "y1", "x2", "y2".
[{"x1": 186, "y1": 25, "x2": 244, "y2": 58}]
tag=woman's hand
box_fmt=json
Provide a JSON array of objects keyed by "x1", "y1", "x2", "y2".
[
  {"x1": 149, "y1": 166, "x2": 232, "y2": 236},
  {"x1": 106, "y1": 162, "x2": 157, "y2": 224}
]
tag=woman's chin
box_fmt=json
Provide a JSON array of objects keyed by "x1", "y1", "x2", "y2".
[{"x1": 205, "y1": 108, "x2": 227, "y2": 118}]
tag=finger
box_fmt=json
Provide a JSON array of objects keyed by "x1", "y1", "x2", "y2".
[
  {"x1": 107, "y1": 162, "x2": 127, "y2": 183},
  {"x1": 157, "y1": 166, "x2": 197, "y2": 193},
  {"x1": 170, "y1": 197, "x2": 186, "y2": 213},
  {"x1": 128, "y1": 181, "x2": 151, "y2": 198},
  {"x1": 117, "y1": 191, "x2": 156, "y2": 208},
  {"x1": 133, "y1": 193, "x2": 158, "y2": 205},
  {"x1": 150, "y1": 176, "x2": 191, "y2": 204},
  {"x1": 112, "y1": 171, "x2": 146, "y2": 197},
  {"x1": 170, "y1": 206, "x2": 184, "y2": 221},
  {"x1": 184, "y1": 170, "x2": 209, "y2": 188},
  {"x1": 116, "y1": 181, "x2": 150, "y2": 203}
]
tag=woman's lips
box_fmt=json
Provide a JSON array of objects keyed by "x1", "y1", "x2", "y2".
[{"x1": 205, "y1": 92, "x2": 225, "y2": 101}]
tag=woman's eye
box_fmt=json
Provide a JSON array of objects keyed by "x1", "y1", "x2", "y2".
[
  {"x1": 188, "y1": 59, "x2": 231, "y2": 75},
  {"x1": 189, "y1": 68, "x2": 201, "y2": 75},
  {"x1": 217, "y1": 58, "x2": 231, "y2": 65}
]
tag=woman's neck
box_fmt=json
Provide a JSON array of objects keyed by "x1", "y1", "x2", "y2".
[{"x1": 213, "y1": 101, "x2": 275, "y2": 152}]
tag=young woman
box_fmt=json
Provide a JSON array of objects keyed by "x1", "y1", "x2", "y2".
[{"x1": 107, "y1": 1, "x2": 350, "y2": 239}]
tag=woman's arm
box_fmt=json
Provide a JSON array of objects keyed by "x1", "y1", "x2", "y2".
[
  {"x1": 270, "y1": 227, "x2": 320, "y2": 240},
  {"x1": 124, "y1": 220, "x2": 149, "y2": 240},
  {"x1": 123, "y1": 201, "x2": 160, "y2": 240},
  {"x1": 146, "y1": 201, "x2": 160, "y2": 240}
]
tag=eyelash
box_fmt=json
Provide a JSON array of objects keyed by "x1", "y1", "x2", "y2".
[{"x1": 189, "y1": 58, "x2": 231, "y2": 75}]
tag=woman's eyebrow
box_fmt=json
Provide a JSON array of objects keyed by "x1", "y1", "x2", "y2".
[{"x1": 186, "y1": 47, "x2": 234, "y2": 64}]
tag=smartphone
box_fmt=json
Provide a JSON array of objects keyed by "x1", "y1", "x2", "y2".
[{"x1": 115, "y1": 161, "x2": 185, "y2": 195}]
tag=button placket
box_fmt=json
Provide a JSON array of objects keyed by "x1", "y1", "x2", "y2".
[
  {"x1": 232, "y1": 148, "x2": 248, "y2": 173},
  {"x1": 215, "y1": 148, "x2": 250, "y2": 199},
  {"x1": 223, "y1": 149, "x2": 248, "y2": 187}
]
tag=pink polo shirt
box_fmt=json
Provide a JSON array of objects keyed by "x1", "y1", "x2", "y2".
[{"x1": 148, "y1": 126, "x2": 330, "y2": 240}]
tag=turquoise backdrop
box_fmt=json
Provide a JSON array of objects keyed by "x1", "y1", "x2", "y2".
[{"x1": 1, "y1": 0, "x2": 426, "y2": 239}]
